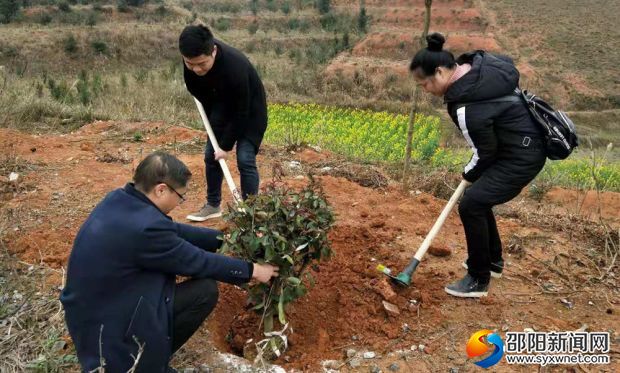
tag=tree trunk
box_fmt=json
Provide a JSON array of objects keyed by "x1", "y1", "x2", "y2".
[
  {"x1": 402, "y1": 87, "x2": 420, "y2": 184},
  {"x1": 402, "y1": 0, "x2": 432, "y2": 188},
  {"x1": 423, "y1": 0, "x2": 432, "y2": 43}
]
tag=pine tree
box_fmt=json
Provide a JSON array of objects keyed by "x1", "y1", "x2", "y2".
[
  {"x1": 0, "y1": 0, "x2": 20, "y2": 24},
  {"x1": 317, "y1": 0, "x2": 330, "y2": 15}
]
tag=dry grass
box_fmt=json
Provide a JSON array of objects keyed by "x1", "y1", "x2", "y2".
[
  {"x1": 307, "y1": 159, "x2": 390, "y2": 189},
  {"x1": 487, "y1": 0, "x2": 620, "y2": 110},
  {"x1": 0, "y1": 208, "x2": 79, "y2": 372}
]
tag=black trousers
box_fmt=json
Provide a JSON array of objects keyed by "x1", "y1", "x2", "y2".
[
  {"x1": 459, "y1": 151, "x2": 545, "y2": 282},
  {"x1": 172, "y1": 278, "x2": 219, "y2": 353},
  {"x1": 459, "y1": 196, "x2": 503, "y2": 283}
]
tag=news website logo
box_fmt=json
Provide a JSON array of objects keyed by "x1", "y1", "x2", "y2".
[{"x1": 466, "y1": 329, "x2": 505, "y2": 368}]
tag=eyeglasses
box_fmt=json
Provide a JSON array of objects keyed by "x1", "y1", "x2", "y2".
[{"x1": 160, "y1": 182, "x2": 186, "y2": 204}]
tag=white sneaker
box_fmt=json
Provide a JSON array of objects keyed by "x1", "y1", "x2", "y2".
[
  {"x1": 186, "y1": 204, "x2": 222, "y2": 222},
  {"x1": 462, "y1": 260, "x2": 503, "y2": 278}
]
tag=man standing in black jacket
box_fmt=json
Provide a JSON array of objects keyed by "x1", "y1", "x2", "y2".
[{"x1": 179, "y1": 25, "x2": 268, "y2": 221}]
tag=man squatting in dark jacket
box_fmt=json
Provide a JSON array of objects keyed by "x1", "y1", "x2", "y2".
[
  {"x1": 60, "y1": 151, "x2": 279, "y2": 372},
  {"x1": 180, "y1": 25, "x2": 268, "y2": 222}
]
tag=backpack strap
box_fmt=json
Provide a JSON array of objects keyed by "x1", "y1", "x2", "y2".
[{"x1": 454, "y1": 88, "x2": 524, "y2": 108}]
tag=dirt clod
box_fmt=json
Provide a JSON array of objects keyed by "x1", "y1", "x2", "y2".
[
  {"x1": 428, "y1": 245, "x2": 451, "y2": 257},
  {"x1": 382, "y1": 300, "x2": 401, "y2": 316}
]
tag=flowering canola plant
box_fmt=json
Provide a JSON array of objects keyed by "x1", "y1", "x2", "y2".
[
  {"x1": 265, "y1": 103, "x2": 441, "y2": 163},
  {"x1": 264, "y1": 103, "x2": 620, "y2": 191}
]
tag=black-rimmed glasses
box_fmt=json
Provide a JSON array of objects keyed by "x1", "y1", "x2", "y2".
[{"x1": 160, "y1": 182, "x2": 186, "y2": 204}]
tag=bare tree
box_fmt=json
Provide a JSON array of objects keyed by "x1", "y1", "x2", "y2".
[{"x1": 403, "y1": 0, "x2": 432, "y2": 187}]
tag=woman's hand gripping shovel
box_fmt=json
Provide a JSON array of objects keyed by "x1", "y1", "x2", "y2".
[
  {"x1": 191, "y1": 97, "x2": 244, "y2": 207},
  {"x1": 377, "y1": 179, "x2": 469, "y2": 287}
]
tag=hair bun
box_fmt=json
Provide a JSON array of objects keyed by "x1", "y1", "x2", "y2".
[{"x1": 426, "y1": 33, "x2": 446, "y2": 52}]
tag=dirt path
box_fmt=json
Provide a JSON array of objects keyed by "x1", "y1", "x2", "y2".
[{"x1": 1, "y1": 123, "x2": 618, "y2": 372}]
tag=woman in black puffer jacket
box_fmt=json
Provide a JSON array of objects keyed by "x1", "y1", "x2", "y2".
[{"x1": 409, "y1": 33, "x2": 546, "y2": 297}]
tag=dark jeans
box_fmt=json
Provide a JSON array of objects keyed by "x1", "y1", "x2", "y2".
[
  {"x1": 205, "y1": 138, "x2": 259, "y2": 207},
  {"x1": 172, "y1": 278, "x2": 219, "y2": 353}
]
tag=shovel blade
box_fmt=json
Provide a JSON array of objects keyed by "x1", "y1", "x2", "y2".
[{"x1": 378, "y1": 271, "x2": 411, "y2": 287}]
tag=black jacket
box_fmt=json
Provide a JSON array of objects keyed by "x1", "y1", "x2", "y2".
[
  {"x1": 60, "y1": 183, "x2": 252, "y2": 372},
  {"x1": 184, "y1": 40, "x2": 267, "y2": 152},
  {"x1": 444, "y1": 51, "x2": 543, "y2": 182}
]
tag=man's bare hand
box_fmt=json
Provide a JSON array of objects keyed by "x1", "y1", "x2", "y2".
[
  {"x1": 214, "y1": 149, "x2": 228, "y2": 160},
  {"x1": 252, "y1": 263, "x2": 279, "y2": 283}
]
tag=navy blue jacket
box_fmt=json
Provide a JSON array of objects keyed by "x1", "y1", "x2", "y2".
[{"x1": 60, "y1": 183, "x2": 252, "y2": 372}]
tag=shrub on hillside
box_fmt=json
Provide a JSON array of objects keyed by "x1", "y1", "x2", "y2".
[
  {"x1": 132, "y1": 69, "x2": 148, "y2": 83},
  {"x1": 316, "y1": 0, "x2": 329, "y2": 14},
  {"x1": 287, "y1": 17, "x2": 299, "y2": 30},
  {"x1": 90, "y1": 40, "x2": 108, "y2": 55},
  {"x1": 319, "y1": 12, "x2": 336, "y2": 30},
  {"x1": 357, "y1": 6, "x2": 368, "y2": 32},
  {"x1": 299, "y1": 18, "x2": 311, "y2": 32},
  {"x1": 58, "y1": 1, "x2": 71, "y2": 12},
  {"x1": 47, "y1": 78, "x2": 73, "y2": 103},
  {"x1": 63, "y1": 34, "x2": 78, "y2": 54},
  {"x1": 120, "y1": 73, "x2": 128, "y2": 88},
  {"x1": 77, "y1": 70, "x2": 91, "y2": 105},
  {"x1": 86, "y1": 11, "x2": 97, "y2": 26},
  {"x1": 126, "y1": 0, "x2": 146, "y2": 6},
  {"x1": 244, "y1": 40, "x2": 256, "y2": 53},
  {"x1": 213, "y1": 17, "x2": 230, "y2": 31},
  {"x1": 116, "y1": 0, "x2": 129, "y2": 12},
  {"x1": 247, "y1": 20, "x2": 258, "y2": 35},
  {"x1": 274, "y1": 44, "x2": 283, "y2": 56},
  {"x1": 155, "y1": 4, "x2": 166, "y2": 16},
  {"x1": 0, "y1": 0, "x2": 20, "y2": 24},
  {"x1": 37, "y1": 12, "x2": 53, "y2": 25},
  {"x1": 265, "y1": 0, "x2": 276, "y2": 12},
  {"x1": 280, "y1": 1, "x2": 290, "y2": 14},
  {"x1": 180, "y1": 0, "x2": 191, "y2": 11}
]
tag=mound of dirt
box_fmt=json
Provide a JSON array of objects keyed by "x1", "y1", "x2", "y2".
[
  {"x1": 310, "y1": 160, "x2": 390, "y2": 188},
  {"x1": 209, "y1": 221, "x2": 446, "y2": 371},
  {"x1": 428, "y1": 244, "x2": 452, "y2": 257}
]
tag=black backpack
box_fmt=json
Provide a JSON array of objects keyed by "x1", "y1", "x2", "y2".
[
  {"x1": 458, "y1": 89, "x2": 579, "y2": 160},
  {"x1": 518, "y1": 89, "x2": 579, "y2": 160}
]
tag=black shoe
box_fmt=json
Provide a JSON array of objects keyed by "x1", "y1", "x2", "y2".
[
  {"x1": 445, "y1": 274, "x2": 489, "y2": 298},
  {"x1": 462, "y1": 259, "x2": 504, "y2": 278}
]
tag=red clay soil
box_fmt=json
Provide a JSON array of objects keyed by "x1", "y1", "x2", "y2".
[
  {"x1": 323, "y1": 55, "x2": 410, "y2": 87},
  {"x1": 208, "y1": 175, "x2": 460, "y2": 370},
  {"x1": 1, "y1": 124, "x2": 619, "y2": 372},
  {"x1": 352, "y1": 32, "x2": 499, "y2": 59},
  {"x1": 325, "y1": 55, "x2": 409, "y2": 75},
  {"x1": 443, "y1": 34, "x2": 500, "y2": 53},
  {"x1": 334, "y1": 0, "x2": 502, "y2": 91},
  {"x1": 543, "y1": 187, "x2": 620, "y2": 225},
  {"x1": 377, "y1": 8, "x2": 485, "y2": 32}
]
